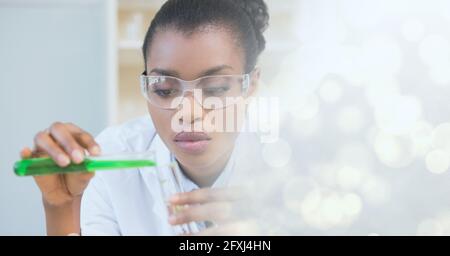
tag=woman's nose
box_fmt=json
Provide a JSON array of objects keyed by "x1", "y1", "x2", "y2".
[{"x1": 178, "y1": 90, "x2": 205, "y2": 125}]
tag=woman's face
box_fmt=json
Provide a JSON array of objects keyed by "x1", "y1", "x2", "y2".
[{"x1": 146, "y1": 27, "x2": 258, "y2": 179}]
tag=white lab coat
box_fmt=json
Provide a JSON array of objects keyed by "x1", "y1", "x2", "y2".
[{"x1": 80, "y1": 116, "x2": 237, "y2": 236}]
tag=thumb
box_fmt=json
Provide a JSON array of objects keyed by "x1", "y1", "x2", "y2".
[{"x1": 20, "y1": 147, "x2": 33, "y2": 159}]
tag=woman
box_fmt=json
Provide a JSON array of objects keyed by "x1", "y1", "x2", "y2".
[{"x1": 20, "y1": 0, "x2": 269, "y2": 235}]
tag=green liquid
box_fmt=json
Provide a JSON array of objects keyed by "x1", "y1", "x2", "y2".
[{"x1": 14, "y1": 157, "x2": 157, "y2": 177}]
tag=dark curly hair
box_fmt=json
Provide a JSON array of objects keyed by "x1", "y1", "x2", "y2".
[{"x1": 142, "y1": 0, "x2": 270, "y2": 73}]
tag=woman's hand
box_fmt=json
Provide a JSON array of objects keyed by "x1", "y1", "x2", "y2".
[
  {"x1": 20, "y1": 122, "x2": 100, "y2": 235},
  {"x1": 168, "y1": 187, "x2": 259, "y2": 235}
]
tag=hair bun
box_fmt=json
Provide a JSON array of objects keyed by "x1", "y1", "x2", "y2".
[{"x1": 234, "y1": 0, "x2": 269, "y2": 35}]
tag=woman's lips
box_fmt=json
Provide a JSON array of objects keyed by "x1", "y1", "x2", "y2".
[{"x1": 173, "y1": 132, "x2": 211, "y2": 154}]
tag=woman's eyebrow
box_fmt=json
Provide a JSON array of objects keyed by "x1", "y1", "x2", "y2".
[
  {"x1": 149, "y1": 65, "x2": 233, "y2": 78},
  {"x1": 199, "y1": 65, "x2": 233, "y2": 77},
  {"x1": 149, "y1": 68, "x2": 180, "y2": 77}
]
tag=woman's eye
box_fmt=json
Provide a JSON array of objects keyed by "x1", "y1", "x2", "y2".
[
  {"x1": 153, "y1": 89, "x2": 178, "y2": 98},
  {"x1": 203, "y1": 85, "x2": 231, "y2": 96}
]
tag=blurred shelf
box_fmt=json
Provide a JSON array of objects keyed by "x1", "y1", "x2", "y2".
[
  {"x1": 119, "y1": 39, "x2": 142, "y2": 50},
  {"x1": 118, "y1": 0, "x2": 165, "y2": 11},
  {"x1": 119, "y1": 49, "x2": 143, "y2": 69}
]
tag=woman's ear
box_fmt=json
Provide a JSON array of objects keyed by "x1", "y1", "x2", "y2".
[{"x1": 247, "y1": 67, "x2": 261, "y2": 97}]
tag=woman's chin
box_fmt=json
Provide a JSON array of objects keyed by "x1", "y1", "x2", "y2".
[{"x1": 173, "y1": 149, "x2": 217, "y2": 169}]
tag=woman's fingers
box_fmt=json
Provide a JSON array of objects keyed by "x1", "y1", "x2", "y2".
[
  {"x1": 34, "y1": 130, "x2": 71, "y2": 167},
  {"x1": 28, "y1": 123, "x2": 98, "y2": 163},
  {"x1": 169, "y1": 187, "x2": 241, "y2": 205},
  {"x1": 20, "y1": 147, "x2": 33, "y2": 159},
  {"x1": 48, "y1": 122, "x2": 85, "y2": 164},
  {"x1": 168, "y1": 188, "x2": 244, "y2": 225},
  {"x1": 73, "y1": 132, "x2": 101, "y2": 156},
  {"x1": 169, "y1": 201, "x2": 233, "y2": 225},
  {"x1": 25, "y1": 122, "x2": 100, "y2": 167},
  {"x1": 22, "y1": 122, "x2": 98, "y2": 208},
  {"x1": 39, "y1": 123, "x2": 97, "y2": 197},
  {"x1": 65, "y1": 123, "x2": 101, "y2": 156},
  {"x1": 190, "y1": 220, "x2": 260, "y2": 236}
]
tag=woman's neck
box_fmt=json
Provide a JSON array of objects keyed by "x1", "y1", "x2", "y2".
[{"x1": 177, "y1": 149, "x2": 233, "y2": 188}]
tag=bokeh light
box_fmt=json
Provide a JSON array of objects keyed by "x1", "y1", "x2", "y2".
[
  {"x1": 337, "y1": 105, "x2": 366, "y2": 133},
  {"x1": 248, "y1": 0, "x2": 450, "y2": 235},
  {"x1": 431, "y1": 123, "x2": 450, "y2": 154},
  {"x1": 300, "y1": 188, "x2": 363, "y2": 230},
  {"x1": 360, "y1": 176, "x2": 391, "y2": 205},
  {"x1": 417, "y1": 212, "x2": 450, "y2": 235},
  {"x1": 373, "y1": 131, "x2": 415, "y2": 168},
  {"x1": 425, "y1": 149, "x2": 450, "y2": 174},
  {"x1": 410, "y1": 121, "x2": 434, "y2": 157},
  {"x1": 374, "y1": 95, "x2": 423, "y2": 135},
  {"x1": 261, "y1": 138, "x2": 293, "y2": 168}
]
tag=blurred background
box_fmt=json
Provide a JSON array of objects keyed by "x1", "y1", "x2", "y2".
[{"x1": 1, "y1": 0, "x2": 449, "y2": 235}]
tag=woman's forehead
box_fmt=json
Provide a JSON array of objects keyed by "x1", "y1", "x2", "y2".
[{"x1": 146, "y1": 29, "x2": 245, "y2": 80}]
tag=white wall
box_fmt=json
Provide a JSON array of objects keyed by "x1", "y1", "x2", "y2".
[{"x1": 0, "y1": 0, "x2": 115, "y2": 235}]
